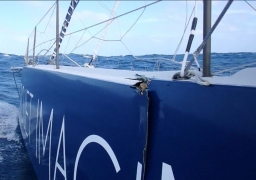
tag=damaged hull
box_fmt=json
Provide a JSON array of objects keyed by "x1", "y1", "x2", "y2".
[
  {"x1": 19, "y1": 66, "x2": 256, "y2": 179},
  {"x1": 146, "y1": 80, "x2": 256, "y2": 180},
  {"x1": 19, "y1": 66, "x2": 148, "y2": 179}
]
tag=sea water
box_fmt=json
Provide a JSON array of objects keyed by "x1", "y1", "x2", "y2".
[
  {"x1": 0, "y1": 52, "x2": 255, "y2": 179},
  {"x1": 0, "y1": 54, "x2": 37, "y2": 179}
]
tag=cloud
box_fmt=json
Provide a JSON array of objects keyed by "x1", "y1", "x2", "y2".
[
  {"x1": 168, "y1": 15, "x2": 186, "y2": 23},
  {"x1": 139, "y1": 18, "x2": 161, "y2": 23},
  {"x1": 21, "y1": 1, "x2": 55, "y2": 10},
  {"x1": 218, "y1": 22, "x2": 240, "y2": 33},
  {"x1": 73, "y1": 10, "x2": 109, "y2": 24},
  {"x1": 0, "y1": 26, "x2": 9, "y2": 35},
  {"x1": 194, "y1": 29, "x2": 203, "y2": 35},
  {"x1": 227, "y1": 9, "x2": 256, "y2": 16},
  {"x1": 149, "y1": 35, "x2": 163, "y2": 43},
  {"x1": 12, "y1": 35, "x2": 28, "y2": 43}
]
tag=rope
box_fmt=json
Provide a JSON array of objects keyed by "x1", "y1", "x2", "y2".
[{"x1": 187, "y1": 71, "x2": 210, "y2": 86}]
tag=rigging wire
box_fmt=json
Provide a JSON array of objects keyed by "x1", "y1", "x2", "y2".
[
  {"x1": 91, "y1": 1, "x2": 120, "y2": 62},
  {"x1": 172, "y1": 1, "x2": 195, "y2": 61},
  {"x1": 43, "y1": 40, "x2": 55, "y2": 57},
  {"x1": 244, "y1": 0, "x2": 256, "y2": 11},
  {"x1": 70, "y1": 3, "x2": 148, "y2": 65},
  {"x1": 29, "y1": 1, "x2": 162, "y2": 55},
  {"x1": 120, "y1": 1, "x2": 196, "y2": 66},
  {"x1": 70, "y1": 1, "x2": 186, "y2": 66},
  {"x1": 180, "y1": 0, "x2": 199, "y2": 77},
  {"x1": 97, "y1": 1, "x2": 122, "y2": 39},
  {"x1": 212, "y1": 0, "x2": 256, "y2": 75},
  {"x1": 69, "y1": 20, "x2": 116, "y2": 53},
  {"x1": 105, "y1": 1, "x2": 195, "y2": 68},
  {"x1": 29, "y1": 38, "x2": 55, "y2": 54},
  {"x1": 37, "y1": 5, "x2": 56, "y2": 34},
  {"x1": 29, "y1": 0, "x2": 196, "y2": 68},
  {"x1": 120, "y1": 7, "x2": 146, "y2": 40},
  {"x1": 28, "y1": 2, "x2": 56, "y2": 38},
  {"x1": 28, "y1": 3, "x2": 56, "y2": 55},
  {"x1": 69, "y1": 2, "x2": 122, "y2": 53},
  {"x1": 64, "y1": 0, "x2": 162, "y2": 37},
  {"x1": 184, "y1": 0, "x2": 234, "y2": 74},
  {"x1": 98, "y1": 1, "x2": 112, "y2": 12},
  {"x1": 195, "y1": 0, "x2": 256, "y2": 75},
  {"x1": 64, "y1": 34, "x2": 72, "y2": 54},
  {"x1": 214, "y1": 61, "x2": 256, "y2": 75},
  {"x1": 73, "y1": 13, "x2": 93, "y2": 49}
]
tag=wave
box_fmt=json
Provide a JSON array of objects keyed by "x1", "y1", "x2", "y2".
[{"x1": 0, "y1": 101, "x2": 19, "y2": 142}]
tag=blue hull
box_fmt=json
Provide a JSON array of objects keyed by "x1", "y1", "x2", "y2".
[
  {"x1": 19, "y1": 67, "x2": 256, "y2": 179},
  {"x1": 146, "y1": 80, "x2": 256, "y2": 179}
]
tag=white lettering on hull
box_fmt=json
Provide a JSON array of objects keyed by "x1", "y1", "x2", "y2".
[
  {"x1": 54, "y1": 116, "x2": 67, "y2": 180},
  {"x1": 20, "y1": 85, "x2": 176, "y2": 180},
  {"x1": 161, "y1": 163, "x2": 175, "y2": 180},
  {"x1": 27, "y1": 90, "x2": 33, "y2": 142},
  {"x1": 73, "y1": 135, "x2": 121, "y2": 180},
  {"x1": 20, "y1": 87, "x2": 33, "y2": 140},
  {"x1": 35, "y1": 101, "x2": 53, "y2": 180},
  {"x1": 36, "y1": 99, "x2": 39, "y2": 158},
  {"x1": 136, "y1": 162, "x2": 142, "y2": 180}
]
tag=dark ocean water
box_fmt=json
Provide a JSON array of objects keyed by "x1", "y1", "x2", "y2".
[{"x1": 0, "y1": 52, "x2": 255, "y2": 179}]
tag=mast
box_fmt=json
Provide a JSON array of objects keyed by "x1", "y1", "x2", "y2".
[
  {"x1": 50, "y1": 0, "x2": 79, "y2": 65},
  {"x1": 203, "y1": 0, "x2": 211, "y2": 77},
  {"x1": 56, "y1": 0, "x2": 60, "y2": 69},
  {"x1": 181, "y1": 0, "x2": 233, "y2": 78}
]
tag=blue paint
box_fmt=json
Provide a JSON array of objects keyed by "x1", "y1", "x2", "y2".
[
  {"x1": 146, "y1": 80, "x2": 256, "y2": 179},
  {"x1": 20, "y1": 67, "x2": 256, "y2": 179},
  {"x1": 20, "y1": 67, "x2": 148, "y2": 179},
  {"x1": 2, "y1": 52, "x2": 256, "y2": 179}
]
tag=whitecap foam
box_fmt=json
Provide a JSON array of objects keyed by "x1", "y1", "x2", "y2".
[
  {"x1": 83, "y1": 55, "x2": 91, "y2": 58},
  {"x1": 0, "y1": 101, "x2": 19, "y2": 141},
  {"x1": 0, "y1": 155, "x2": 2, "y2": 162}
]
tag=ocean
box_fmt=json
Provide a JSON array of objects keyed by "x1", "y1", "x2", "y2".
[{"x1": 0, "y1": 52, "x2": 255, "y2": 179}]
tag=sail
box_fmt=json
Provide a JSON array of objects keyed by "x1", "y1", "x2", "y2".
[
  {"x1": 92, "y1": 1, "x2": 120, "y2": 61},
  {"x1": 50, "y1": 0, "x2": 80, "y2": 62}
]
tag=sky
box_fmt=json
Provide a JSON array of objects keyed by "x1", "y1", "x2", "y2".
[{"x1": 0, "y1": 1, "x2": 255, "y2": 56}]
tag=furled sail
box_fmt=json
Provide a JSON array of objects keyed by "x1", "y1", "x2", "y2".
[
  {"x1": 50, "y1": 0, "x2": 79, "y2": 63},
  {"x1": 92, "y1": 1, "x2": 120, "y2": 61},
  {"x1": 86, "y1": 1, "x2": 120, "y2": 67}
]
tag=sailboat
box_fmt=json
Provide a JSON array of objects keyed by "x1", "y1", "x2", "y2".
[{"x1": 14, "y1": 0, "x2": 256, "y2": 179}]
